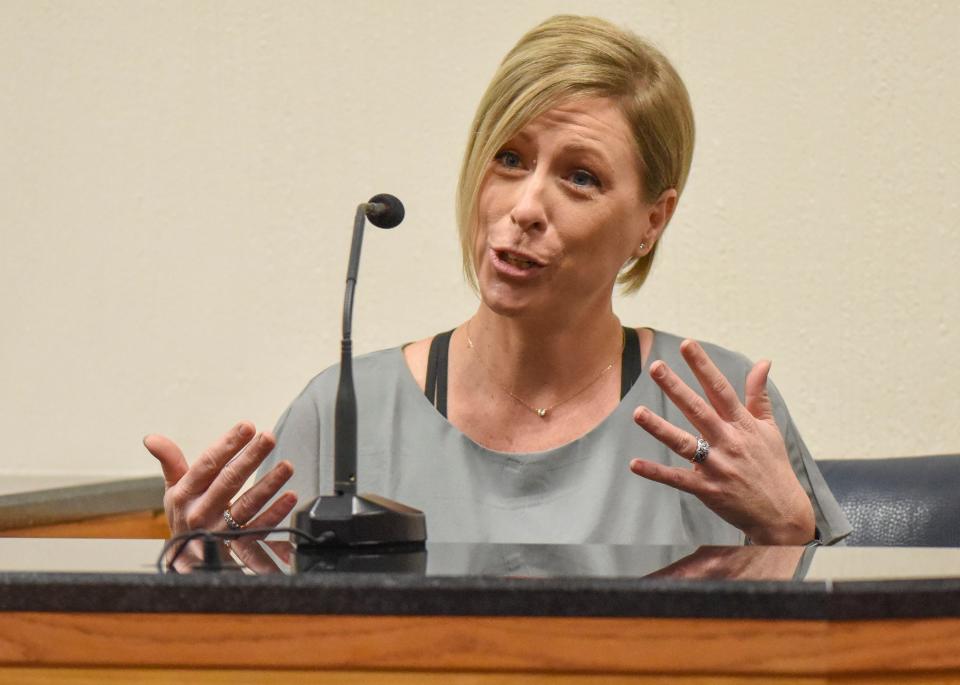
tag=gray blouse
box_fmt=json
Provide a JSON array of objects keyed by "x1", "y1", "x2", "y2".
[{"x1": 263, "y1": 329, "x2": 851, "y2": 546}]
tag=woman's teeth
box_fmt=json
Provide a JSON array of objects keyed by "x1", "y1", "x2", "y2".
[{"x1": 502, "y1": 253, "x2": 536, "y2": 268}]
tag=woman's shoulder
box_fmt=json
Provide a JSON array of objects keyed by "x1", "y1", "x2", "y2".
[
  {"x1": 296, "y1": 345, "x2": 409, "y2": 402},
  {"x1": 402, "y1": 336, "x2": 433, "y2": 393}
]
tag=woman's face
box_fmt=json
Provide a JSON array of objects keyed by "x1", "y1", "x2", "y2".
[{"x1": 474, "y1": 96, "x2": 668, "y2": 320}]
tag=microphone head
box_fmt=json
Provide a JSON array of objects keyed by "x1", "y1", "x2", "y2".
[{"x1": 365, "y1": 193, "x2": 405, "y2": 229}]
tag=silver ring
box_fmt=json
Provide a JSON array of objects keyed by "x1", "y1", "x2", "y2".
[
  {"x1": 223, "y1": 506, "x2": 243, "y2": 530},
  {"x1": 692, "y1": 437, "x2": 710, "y2": 464}
]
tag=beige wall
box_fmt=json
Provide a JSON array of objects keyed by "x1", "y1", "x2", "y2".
[{"x1": 1, "y1": 1, "x2": 957, "y2": 478}]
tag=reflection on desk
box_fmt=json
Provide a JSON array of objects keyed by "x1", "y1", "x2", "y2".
[
  {"x1": 1, "y1": 538, "x2": 959, "y2": 621},
  {"x1": 3, "y1": 537, "x2": 960, "y2": 581}
]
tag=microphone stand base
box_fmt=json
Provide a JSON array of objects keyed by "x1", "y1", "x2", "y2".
[{"x1": 293, "y1": 492, "x2": 427, "y2": 550}]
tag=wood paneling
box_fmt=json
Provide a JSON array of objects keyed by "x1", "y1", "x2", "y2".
[
  {"x1": 3, "y1": 668, "x2": 960, "y2": 685},
  {"x1": 0, "y1": 510, "x2": 169, "y2": 539},
  {"x1": 1, "y1": 613, "x2": 960, "y2": 677},
  {"x1": 0, "y1": 666, "x2": 821, "y2": 685}
]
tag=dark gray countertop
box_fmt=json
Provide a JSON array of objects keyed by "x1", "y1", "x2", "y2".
[{"x1": 3, "y1": 568, "x2": 960, "y2": 621}]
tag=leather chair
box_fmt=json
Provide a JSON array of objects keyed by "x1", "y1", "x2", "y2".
[{"x1": 817, "y1": 455, "x2": 960, "y2": 547}]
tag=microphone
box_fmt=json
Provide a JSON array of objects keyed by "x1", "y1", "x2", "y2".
[
  {"x1": 294, "y1": 194, "x2": 427, "y2": 552},
  {"x1": 364, "y1": 193, "x2": 405, "y2": 229}
]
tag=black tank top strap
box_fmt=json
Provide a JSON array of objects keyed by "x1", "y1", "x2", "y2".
[
  {"x1": 620, "y1": 326, "x2": 642, "y2": 399},
  {"x1": 425, "y1": 326, "x2": 641, "y2": 417},
  {"x1": 424, "y1": 329, "x2": 454, "y2": 417}
]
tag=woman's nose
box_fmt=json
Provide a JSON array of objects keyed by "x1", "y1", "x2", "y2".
[{"x1": 509, "y1": 171, "x2": 548, "y2": 232}]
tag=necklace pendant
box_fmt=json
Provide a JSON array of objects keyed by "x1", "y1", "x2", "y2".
[{"x1": 536, "y1": 408, "x2": 547, "y2": 418}]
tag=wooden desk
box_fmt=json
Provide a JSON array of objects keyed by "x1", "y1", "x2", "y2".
[
  {"x1": 3, "y1": 613, "x2": 960, "y2": 684},
  {"x1": 0, "y1": 475, "x2": 167, "y2": 538},
  {"x1": 1, "y1": 540, "x2": 960, "y2": 683}
]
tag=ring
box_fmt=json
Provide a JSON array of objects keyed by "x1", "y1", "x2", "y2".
[
  {"x1": 223, "y1": 505, "x2": 243, "y2": 530},
  {"x1": 692, "y1": 437, "x2": 710, "y2": 464}
]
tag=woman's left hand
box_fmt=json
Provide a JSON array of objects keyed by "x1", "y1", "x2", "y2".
[{"x1": 629, "y1": 339, "x2": 815, "y2": 545}]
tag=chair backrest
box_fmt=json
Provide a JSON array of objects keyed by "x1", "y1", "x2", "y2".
[{"x1": 817, "y1": 455, "x2": 960, "y2": 547}]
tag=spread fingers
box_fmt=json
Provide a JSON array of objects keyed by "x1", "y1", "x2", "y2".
[
  {"x1": 176, "y1": 421, "x2": 257, "y2": 497},
  {"x1": 629, "y1": 458, "x2": 703, "y2": 496},
  {"x1": 197, "y1": 431, "x2": 278, "y2": 516},
  {"x1": 648, "y1": 360, "x2": 725, "y2": 443},
  {"x1": 633, "y1": 406, "x2": 704, "y2": 465},
  {"x1": 220, "y1": 459, "x2": 296, "y2": 528},
  {"x1": 243, "y1": 491, "x2": 299, "y2": 530},
  {"x1": 680, "y1": 340, "x2": 748, "y2": 424}
]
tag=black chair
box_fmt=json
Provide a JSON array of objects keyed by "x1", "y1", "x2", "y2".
[{"x1": 817, "y1": 455, "x2": 960, "y2": 547}]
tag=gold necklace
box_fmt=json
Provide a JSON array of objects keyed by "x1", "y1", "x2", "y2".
[{"x1": 465, "y1": 323, "x2": 625, "y2": 419}]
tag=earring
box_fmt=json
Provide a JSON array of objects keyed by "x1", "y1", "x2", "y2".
[{"x1": 638, "y1": 242, "x2": 645, "y2": 251}]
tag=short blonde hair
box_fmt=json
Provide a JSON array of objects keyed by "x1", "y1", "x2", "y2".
[{"x1": 456, "y1": 15, "x2": 695, "y2": 293}]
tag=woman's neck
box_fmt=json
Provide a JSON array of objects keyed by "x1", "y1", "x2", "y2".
[{"x1": 465, "y1": 302, "x2": 624, "y2": 403}]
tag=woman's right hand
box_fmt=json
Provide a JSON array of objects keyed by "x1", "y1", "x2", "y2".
[{"x1": 143, "y1": 421, "x2": 298, "y2": 538}]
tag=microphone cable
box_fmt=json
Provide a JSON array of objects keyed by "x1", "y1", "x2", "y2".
[{"x1": 156, "y1": 527, "x2": 334, "y2": 574}]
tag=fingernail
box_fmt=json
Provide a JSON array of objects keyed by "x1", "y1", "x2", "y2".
[{"x1": 651, "y1": 363, "x2": 665, "y2": 379}]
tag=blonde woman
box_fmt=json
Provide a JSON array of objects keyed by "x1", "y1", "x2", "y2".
[{"x1": 147, "y1": 15, "x2": 850, "y2": 549}]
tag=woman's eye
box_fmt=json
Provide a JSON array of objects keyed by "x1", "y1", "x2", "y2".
[
  {"x1": 569, "y1": 169, "x2": 600, "y2": 189},
  {"x1": 495, "y1": 150, "x2": 523, "y2": 169}
]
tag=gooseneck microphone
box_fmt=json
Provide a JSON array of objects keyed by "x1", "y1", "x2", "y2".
[
  {"x1": 334, "y1": 194, "x2": 403, "y2": 496},
  {"x1": 364, "y1": 193, "x2": 405, "y2": 229},
  {"x1": 294, "y1": 194, "x2": 427, "y2": 554}
]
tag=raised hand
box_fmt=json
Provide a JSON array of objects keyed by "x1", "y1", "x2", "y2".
[
  {"x1": 629, "y1": 340, "x2": 815, "y2": 545},
  {"x1": 144, "y1": 421, "x2": 298, "y2": 538}
]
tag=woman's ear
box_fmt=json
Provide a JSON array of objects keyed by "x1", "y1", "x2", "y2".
[{"x1": 634, "y1": 188, "x2": 678, "y2": 258}]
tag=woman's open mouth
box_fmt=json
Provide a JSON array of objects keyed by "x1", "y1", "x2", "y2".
[
  {"x1": 500, "y1": 252, "x2": 538, "y2": 269},
  {"x1": 491, "y1": 249, "x2": 545, "y2": 275}
]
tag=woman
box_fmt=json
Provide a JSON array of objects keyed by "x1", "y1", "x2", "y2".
[{"x1": 145, "y1": 15, "x2": 850, "y2": 549}]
